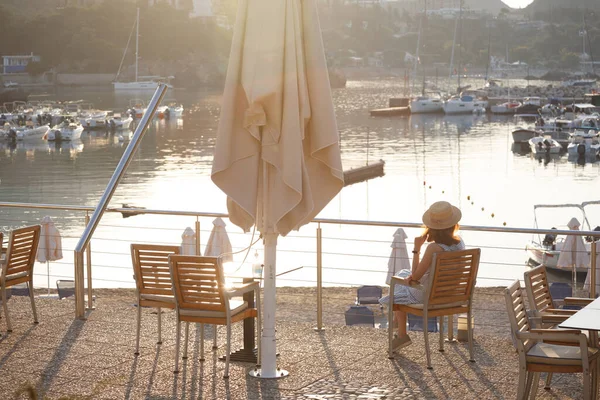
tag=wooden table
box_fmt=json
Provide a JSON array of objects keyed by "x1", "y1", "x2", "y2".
[{"x1": 559, "y1": 297, "x2": 600, "y2": 346}]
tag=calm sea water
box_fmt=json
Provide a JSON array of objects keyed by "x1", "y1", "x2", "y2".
[{"x1": 1, "y1": 78, "x2": 599, "y2": 290}]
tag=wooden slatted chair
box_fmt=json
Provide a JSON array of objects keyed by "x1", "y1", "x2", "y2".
[
  {"x1": 504, "y1": 280, "x2": 599, "y2": 400},
  {"x1": 169, "y1": 255, "x2": 261, "y2": 378},
  {"x1": 523, "y1": 265, "x2": 591, "y2": 328},
  {"x1": 1, "y1": 225, "x2": 41, "y2": 332},
  {"x1": 131, "y1": 243, "x2": 181, "y2": 355},
  {"x1": 388, "y1": 248, "x2": 480, "y2": 369},
  {"x1": 524, "y1": 264, "x2": 596, "y2": 390}
]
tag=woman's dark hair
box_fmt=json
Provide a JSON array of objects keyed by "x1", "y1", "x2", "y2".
[{"x1": 424, "y1": 224, "x2": 461, "y2": 246}]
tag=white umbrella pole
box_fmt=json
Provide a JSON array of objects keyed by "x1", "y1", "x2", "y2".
[
  {"x1": 261, "y1": 232, "x2": 278, "y2": 377},
  {"x1": 47, "y1": 261, "x2": 51, "y2": 296}
]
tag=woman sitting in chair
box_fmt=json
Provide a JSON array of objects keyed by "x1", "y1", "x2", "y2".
[{"x1": 379, "y1": 201, "x2": 465, "y2": 350}]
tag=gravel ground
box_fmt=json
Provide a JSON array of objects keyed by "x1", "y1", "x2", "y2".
[{"x1": 0, "y1": 286, "x2": 591, "y2": 399}]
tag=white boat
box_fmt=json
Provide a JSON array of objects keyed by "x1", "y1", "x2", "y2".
[
  {"x1": 529, "y1": 136, "x2": 562, "y2": 154},
  {"x1": 107, "y1": 114, "x2": 133, "y2": 130},
  {"x1": 566, "y1": 130, "x2": 600, "y2": 157},
  {"x1": 15, "y1": 125, "x2": 51, "y2": 141},
  {"x1": 443, "y1": 95, "x2": 475, "y2": 114},
  {"x1": 512, "y1": 127, "x2": 541, "y2": 145},
  {"x1": 128, "y1": 99, "x2": 146, "y2": 119},
  {"x1": 113, "y1": 9, "x2": 173, "y2": 91},
  {"x1": 409, "y1": 96, "x2": 443, "y2": 114},
  {"x1": 80, "y1": 110, "x2": 111, "y2": 130},
  {"x1": 525, "y1": 202, "x2": 598, "y2": 272},
  {"x1": 491, "y1": 101, "x2": 521, "y2": 115},
  {"x1": 47, "y1": 121, "x2": 84, "y2": 141}
]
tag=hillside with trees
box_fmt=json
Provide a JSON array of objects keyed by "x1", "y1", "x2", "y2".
[{"x1": 0, "y1": 1, "x2": 598, "y2": 86}]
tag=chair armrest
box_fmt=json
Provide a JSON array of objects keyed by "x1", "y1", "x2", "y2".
[
  {"x1": 564, "y1": 297, "x2": 593, "y2": 307},
  {"x1": 542, "y1": 308, "x2": 577, "y2": 315},
  {"x1": 518, "y1": 329, "x2": 585, "y2": 345},
  {"x1": 226, "y1": 281, "x2": 260, "y2": 298},
  {"x1": 390, "y1": 276, "x2": 424, "y2": 290}
]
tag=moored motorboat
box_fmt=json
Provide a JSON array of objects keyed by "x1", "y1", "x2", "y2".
[
  {"x1": 107, "y1": 114, "x2": 133, "y2": 130},
  {"x1": 529, "y1": 136, "x2": 562, "y2": 154},
  {"x1": 566, "y1": 130, "x2": 600, "y2": 157},
  {"x1": 491, "y1": 101, "x2": 521, "y2": 115},
  {"x1": 512, "y1": 127, "x2": 541, "y2": 145},
  {"x1": 15, "y1": 124, "x2": 51, "y2": 141},
  {"x1": 47, "y1": 120, "x2": 84, "y2": 141}
]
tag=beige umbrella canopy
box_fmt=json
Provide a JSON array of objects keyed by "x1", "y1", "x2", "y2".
[
  {"x1": 211, "y1": 0, "x2": 343, "y2": 378},
  {"x1": 180, "y1": 227, "x2": 197, "y2": 256},
  {"x1": 386, "y1": 228, "x2": 410, "y2": 285}
]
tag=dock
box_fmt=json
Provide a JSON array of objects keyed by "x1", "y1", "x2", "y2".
[{"x1": 369, "y1": 106, "x2": 410, "y2": 117}]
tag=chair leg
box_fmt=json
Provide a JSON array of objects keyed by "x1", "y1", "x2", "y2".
[
  {"x1": 224, "y1": 321, "x2": 231, "y2": 379},
  {"x1": 447, "y1": 314, "x2": 454, "y2": 341},
  {"x1": 517, "y1": 367, "x2": 527, "y2": 400},
  {"x1": 174, "y1": 318, "x2": 181, "y2": 374},
  {"x1": 2, "y1": 285, "x2": 12, "y2": 332},
  {"x1": 583, "y1": 363, "x2": 591, "y2": 400},
  {"x1": 467, "y1": 309, "x2": 475, "y2": 362},
  {"x1": 200, "y1": 323, "x2": 205, "y2": 361},
  {"x1": 134, "y1": 300, "x2": 142, "y2": 355},
  {"x1": 27, "y1": 280, "x2": 38, "y2": 324},
  {"x1": 438, "y1": 316, "x2": 445, "y2": 352},
  {"x1": 388, "y1": 304, "x2": 394, "y2": 359},
  {"x1": 423, "y1": 315, "x2": 432, "y2": 369},
  {"x1": 157, "y1": 307, "x2": 162, "y2": 344},
  {"x1": 212, "y1": 324, "x2": 218, "y2": 349},
  {"x1": 182, "y1": 322, "x2": 189, "y2": 359},
  {"x1": 544, "y1": 372, "x2": 552, "y2": 390},
  {"x1": 529, "y1": 372, "x2": 540, "y2": 399}
]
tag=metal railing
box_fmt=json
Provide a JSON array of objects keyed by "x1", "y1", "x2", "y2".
[{"x1": 1, "y1": 201, "x2": 598, "y2": 326}]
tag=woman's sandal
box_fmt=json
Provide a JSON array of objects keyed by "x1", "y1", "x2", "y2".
[{"x1": 392, "y1": 334, "x2": 412, "y2": 351}]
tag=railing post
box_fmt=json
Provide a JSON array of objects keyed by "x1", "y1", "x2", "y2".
[
  {"x1": 195, "y1": 218, "x2": 201, "y2": 256},
  {"x1": 314, "y1": 223, "x2": 324, "y2": 331},
  {"x1": 85, "y1": 212, "x2": 94, "y2": 310},
  {"x1": 592, "y1": 239, "x2": 597, "y2": 299}
]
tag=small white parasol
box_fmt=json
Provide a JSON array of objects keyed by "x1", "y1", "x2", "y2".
[
  {"x1": 557, "y1": 217, "x2": 590, "y2": 289},
  {"x1": 386, "y1": 228, "x2": 410, "y2": 285},
  {"x1": 204, "y1": 217, "x2": 233, "y2": 263},
  {"x1": 180, "y1": 227, "x2": 197, "y2": 256},
  {"x1": 36, "y1": 216, "x2": 63, "y2": 296}
]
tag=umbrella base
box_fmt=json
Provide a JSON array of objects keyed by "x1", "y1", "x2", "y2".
[{"x1": 248, "y1": 366, "x2": 289, "y2": 379}]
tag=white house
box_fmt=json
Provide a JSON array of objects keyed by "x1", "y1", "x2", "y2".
[{"x1": 2, "y1": 53, "x2": 41, "y2": 74}]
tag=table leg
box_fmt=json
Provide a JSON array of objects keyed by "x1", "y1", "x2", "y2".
[{"x1": 221, "y1": 278, "x2": 258, "y2": 364}]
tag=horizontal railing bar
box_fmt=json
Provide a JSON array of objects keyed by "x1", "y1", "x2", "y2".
[{"x1": 2, "y1": 202, "x2": 599, "y2": 237}]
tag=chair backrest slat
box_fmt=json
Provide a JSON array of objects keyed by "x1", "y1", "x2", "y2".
[
  {"x1": 131, "y1": 244, "x2": 180, "y2": 296},
  {"x1": 3, "y1": 225, "x2": 40, "y2": 281},
  {"x1": 427, "y1": 248, "x2": 480, "y2": 306},
  {"x1": 169, "y1": 255, "x2": 226, "y2": 312},
  {"x1": 505, "y1": 280, "x2": 533, "y2": 352},
  {"x1": 523, "y1": 265, "x2": 553, "y2": 313}
]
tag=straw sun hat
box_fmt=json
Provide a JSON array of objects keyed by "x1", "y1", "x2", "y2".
[{"x1": 422, "y1": 201, "x2": 462, "y2": 230}]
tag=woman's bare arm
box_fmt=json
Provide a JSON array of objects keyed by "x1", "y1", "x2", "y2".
[{"x1": 410, "y1": 243, "x2": 442, "y2": 282}]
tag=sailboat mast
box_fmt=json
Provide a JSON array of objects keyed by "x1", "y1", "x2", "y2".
[
  {"x1": 456, "y1": 0, "x2": 462, "y2": 94},
  {"x1": 135, "y1": 7, "x2": 139, "y2": 83}
]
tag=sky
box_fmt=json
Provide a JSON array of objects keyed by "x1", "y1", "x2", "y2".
[{"x1": 502, "y1": 0, "x2": 535, "y2": 9}]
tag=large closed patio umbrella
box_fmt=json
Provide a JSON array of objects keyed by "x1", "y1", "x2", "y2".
[
  {"x1": 557, "y1": 217, "x2": 590, "y2": 289},
  {"x1": 211, "y1": 0, "x2": 344, "y2": 378}
]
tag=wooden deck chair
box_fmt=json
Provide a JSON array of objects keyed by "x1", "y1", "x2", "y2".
[
  {"x1": 1, "y1": 225, "x2": 41, "y2": 332},
  {"x1": 523, "y1": 265, "x2": 591, "y2": 328},
  {"x1": 504, "y1": 280, "x2": 599, "y2": 400},
  {"x1": 169, "y1": 255, "x2": 261, "y2": 379},
  {"x1": 388, "y1": 248, "x2": 480, "y2": 369},
  {"x1": 131, "y1": 243, "x2": 181, "y2": 355}
]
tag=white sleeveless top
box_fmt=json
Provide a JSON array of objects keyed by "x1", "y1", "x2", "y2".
[{"x1": 408, "y1": 238, "x2": 465, "y2": 303}]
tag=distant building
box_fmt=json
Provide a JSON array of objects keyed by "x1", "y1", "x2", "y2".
[
  {"x1": 2, "y1": 53, "x2": 41, "y2": 74},
  {"x1": 147, "y1": 0, "x2": 213, "y2": 17}
]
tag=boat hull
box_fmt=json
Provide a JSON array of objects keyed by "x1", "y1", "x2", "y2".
[
  {"x1": 512, "y1": 128, "x2": 539, "y2": 145},
  {"x1": 526, "y1": 240, "x2": 590, "y2": 272},
  {"x1": 409, "y1": 101, "x2": 443, "y2": 114},
  {"x1": 16, "y1": 125, "x2": 50, "y2": 141},
  {"x1": 443, "y1": 101, "x2": 474, "y2": 114}
]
